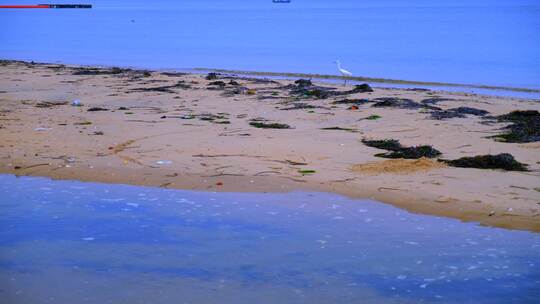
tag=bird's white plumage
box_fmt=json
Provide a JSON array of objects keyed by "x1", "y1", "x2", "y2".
[
  {"x1": 335, "y1": 60, "x2": 352, "y2": 76},
  {"x1": 334, "y1": 60, "x2": 352, "y2": 85}
]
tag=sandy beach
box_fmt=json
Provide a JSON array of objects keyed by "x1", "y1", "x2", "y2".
[{"x1": 1, "y1": 60, "x2": 539, "y2": 231}]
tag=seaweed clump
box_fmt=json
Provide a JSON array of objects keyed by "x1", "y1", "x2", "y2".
[
  {"x1": 443, "y1": 153, "x2": 528, "y2": 171},
  {"x1": 429, "y1": 107, "x2": 489, "y2": 120},
  {"x1": 72, "y1": 66, "x2": 129, "y2": 75},
  {"x1": 249, "y1": 121, "x2": 291, "y2": 129},
  {"x1": 286, "y1": 80, "x2": 373, "y2": 99},
  {"x1": 362, "y1": 139, "x2": 402, "y2": 151},
  {"x1": 362, "y1": 139, "x2": 441, "y2": 159},
  {"x1": 491, "y1": 110, "x2": 540, "y2": 143},
  {"x1": 349, "y1": 83, "x2": 373, "y2": 93},
  {"x1": 371, "y1": 98, "x2": 426, "y2": 109},
  {"x1": 130, "y1": 81, "x2": 191, "y2": 93},
  {"x1": 206, "y1": 73, "x2": 219, "y2": 80}
]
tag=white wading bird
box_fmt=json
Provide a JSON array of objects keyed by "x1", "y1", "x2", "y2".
[{"x1": 334, "y1": 60, "x2": 352, "y2": 86}]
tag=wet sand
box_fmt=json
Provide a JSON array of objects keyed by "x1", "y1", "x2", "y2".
[{"x1": 1, "y1": 60, "x2": 539, "y2": 231}]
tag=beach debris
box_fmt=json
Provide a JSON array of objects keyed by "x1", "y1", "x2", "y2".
[
  {"x1": 350, "y1": 83, "x2": 374, "y2": 93},
  {"x1": 222, "y1": 86, "x2": 249, "y2": 96},
  {"x1": 361, "y1": 139, "x2": 402, "y2": 151},
  {"x1": 280, "y1": 103, "x2": 324, "y2": 111},
  {"x1": 130, "y1": 80, "x2": 191, "y2": 93},
  {"x1": 362, "y1": 138, "x2": 441, "y2": 159},
  {"x1": 205, "y1": 72, "x2": 219, "y2": 80},
  {"x1": 93, "y1": 131, "x2": 104, "y2": 135},
  {"x1": 420, "y1": 98, "x2": 453, "y2": 105},
  {"x1": 72, "y1": 66, "x2": 129, "y2": 75},
  {"x1": 429, "y1": 107, "x2": 489, "y2": 120},
  {"x1": 376, "y1": 146, "x2": 442, "y2": 159},
  {"x1": 365, "y1": 114, "x2": 381, "y2": 120},
  {"x1": 207, "y1": 81, "x2": 227, "y2": 88},
  {"x1": 295, "y1": 79, "x2": 313, "y2": 87},
  {"x1": 320, "y1": 127, "x2": 358, "y2": 132},
  {"x1": 490, "y1": 110, "x2": 540, "y2": 143},
  {"x1": 156, "y1": 160, "x2": 172, "y2": 165},
  {"x1": 192, "y1": 113, "x2": 230, "y2": 124},
  {"x1": 71, "y1": 99, "x2": 82, "y2": 106},
  {"x1": 332, "y1": 98, "x2": 369, "y2": 105},
  {"x1": 441, "y1": 153, "x2": 528, "y2": 171},
  {"x1": 87, "y1": 107, "x2": 109, "y2": 112},
  {"x1": 34, "y1": 127, "x2": 51, "y2": 132},
  {"x1": 117, "y1": 106, "x2": 130, "y2": 110},
  {"x1": 249, "y1": 120, "x2": 291, "y2": 129},
  {"x1": 371, "y1": 97, "x2": 426, "y2": 109},
  {"x1": 74, "y1": 121, "x2": 92, "y2": 125},
  {"x1": 35, "y1": 100, "x2": 68, "y2": 108},
  {"x1": 247, "y1": 89, "x2": 257, "y2": 95},
  {"x1": 284, "y1": 80, "x2": 334, "y2": 99},
  {"x1": 298, "y1": 169, "x2": 316, "y2": 175},
  {"x1": 408, "y1": 88, "x2": 431, "y2": 92},
  {"x1": 285, "y1": 79, "x2": 373, "y2": 99},
  {"x1": 348, "y1": 105, "x2": 359, "y2": 110},
  {"x1": 161, "y1": 71, "x2": 189, "y2": 77}
]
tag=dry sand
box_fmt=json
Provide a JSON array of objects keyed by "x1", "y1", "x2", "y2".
[{"x1": 1, "y1": 60, "x2": 539, "y2": 231}]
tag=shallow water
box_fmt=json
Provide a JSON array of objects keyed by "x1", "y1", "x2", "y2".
[
  {"x1": 0, "y1": 175, "x2": 539, "y2": 303},
  {"x1": 1, "y1": 0, "x2": 539, "y2": 90}
]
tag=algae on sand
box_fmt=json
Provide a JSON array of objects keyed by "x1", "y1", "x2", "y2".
[
  {"x1": 491, "y1": 110, "x2": 540, "y2": 143},
  {"x1": 361, "y1": 139, "x2": 403, "y2": 151},
  {"x1": 362, "y1": 139, "x2": 441, "y2": 159},
  {"x1": 249, "y1": 121, "x2": 291, "y2": 129},
  {"x1": 442, "y1": 153, "x2": 528, "y2": 171}
]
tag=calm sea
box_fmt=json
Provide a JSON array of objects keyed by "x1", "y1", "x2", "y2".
[{"x1": 1, "y1": 0, "x2": 539, "y2": 89}]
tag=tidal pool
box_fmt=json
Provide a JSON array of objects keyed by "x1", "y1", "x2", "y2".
[{"x1": 0, "y1": 175, "x2": 538, "y2": 303}]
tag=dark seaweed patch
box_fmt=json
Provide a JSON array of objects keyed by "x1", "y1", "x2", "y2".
[
  {"x1": 429, "y1": 107, "x2": 489, "y2": 120},
  {"x1": 375, "y1": 146, "x2": 441, "y2": 159},
  {"x1": 442, "y1": 153, "x2": 528, "y2": 171},
  {"x1": 362, "y1": 138, "x2": 441, "y2": 159},
  {"x1": 281, "y1": 103, "x2": 323, "y2": 111},
  {"x1": 207, "y1": 81, "x2": 227, "y2": 89},
  {"x1": 286, "y1": 80, "x2": 373, "y2": 99},
  {"x1": 205, "y1": 73, "x2": 219, "y2": 80},
  {"x1": 332, "y1": 98, "x2": 369, "y2": 105},
  {"x1": 371, "y1": 98, "x2": 425, "y2": 109},
  {"x1": 72, "y1": 66, "x2": 129, "y2": 75},
  {"x1": 491, "y1": 110, "x2": 540, "y2": 143},
  {"x1": 87, "y1": 107, "x2": 109, "y2": 112},
  {"x1": 321, "y1": 127, "x2": 357, "y2": 132},
  {"x1": 361, "y1": 139, "x2": 402, "y2": 151},
  {"x1": 249, "y1": 121, "x2": 291, "y2": 129},
  {"x1": 35, "y1": 101, "x2": 68, "y2": 108},
  {"x1": 420, "y1": 98, "x2": 453, "y2": 105},
  {"x1": 130, "y1": 81, "x2": 191, "y2": 93}
]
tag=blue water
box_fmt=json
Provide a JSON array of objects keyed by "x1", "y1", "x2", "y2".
[
  {"x1": 0, "y1": 175, "x2": 539, "y2": 303},
  {"x1": 1, "y1": 0, "x2": 539, "y2": 89}
]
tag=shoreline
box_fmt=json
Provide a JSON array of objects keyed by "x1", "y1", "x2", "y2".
[
  {"x1": 1, "y1": 60, "x2": 539, "y2": 232},
  {"x1": 4, "y1": 59, "x2": 540, "y2": 98},
  {"x1": 192, "y1": 67, "x2": 540, "y2": 94}
]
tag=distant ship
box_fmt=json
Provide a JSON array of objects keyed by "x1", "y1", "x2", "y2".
[{"x1": 273, "y1": 0, "x2": 291, "y2": 3}]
